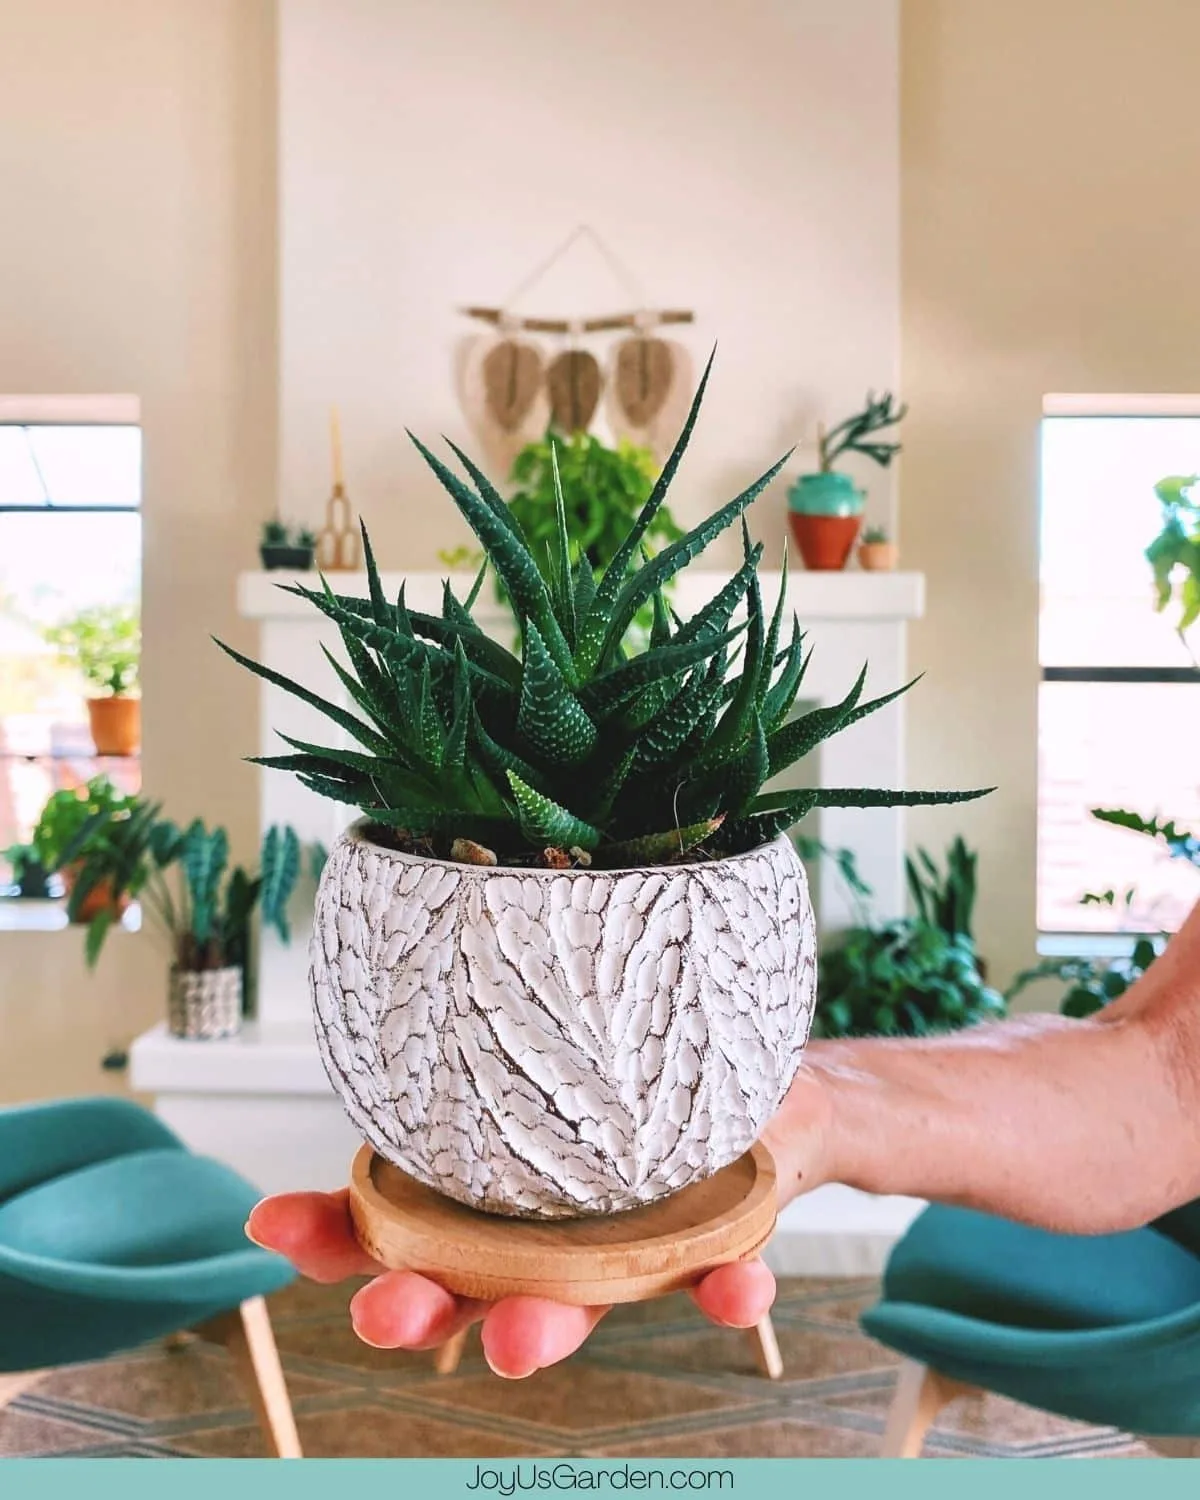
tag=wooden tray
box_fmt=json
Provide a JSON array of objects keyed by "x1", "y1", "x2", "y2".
[{"x1": 348, "y1": 1143, "x2": 777, "y2": 1306}]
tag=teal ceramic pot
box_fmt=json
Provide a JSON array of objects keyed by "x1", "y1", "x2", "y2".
[{"x1": 787, "y1": 472, "x2": 865, "y2": 517}]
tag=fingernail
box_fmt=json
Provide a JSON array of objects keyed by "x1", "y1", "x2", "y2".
[{"x1": 244, "y1": 1218, "x2": 267, "y2": 1248}]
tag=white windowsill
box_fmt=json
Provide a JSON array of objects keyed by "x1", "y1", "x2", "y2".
[
  {"x1": 0, "y1": 899, "x2": 142, "y2": 934},
  {"x1": 1036, "y1": 930, "x2": 1141, "y2": 960}
]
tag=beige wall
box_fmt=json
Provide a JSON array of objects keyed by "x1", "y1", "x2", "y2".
[
  {"x1": 900, "y1": 0, "x2": 1200, "y2": 989},
  {"x1": 277, "y1": 0, "x2": 901, "y2": 571},
  {"x1": 0, "y1": 0, "x2": 277, "y2": 1098}
]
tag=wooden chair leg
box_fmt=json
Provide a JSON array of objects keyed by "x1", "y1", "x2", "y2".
[
  {"x1": 881, "y1": 1359, "x2": 972, "y2": 1457},
  {"x1": 749, "y1": 1315, "x2": 784, "y2": 1379},
  {"x1": 194, "y1": 1297, "x2": 302, "y2": 1458},
  {"x1": 1144, "y1": 1437, "x2": 1200, "y2": 1457},
  {"x1": 0, "y1": 1371, "x2": 45, "y2": 1413},
  {"x1": 434, "y1": 1327, "x2": 470, "y2": 1375}
]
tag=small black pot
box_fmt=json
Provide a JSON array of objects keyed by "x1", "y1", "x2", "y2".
[
  {"x1": 15, "y1": 859, "x2": 52, "y2": 899},
  {"x1": 260, "y1": 543, "x2": 315, "y2": 571}
]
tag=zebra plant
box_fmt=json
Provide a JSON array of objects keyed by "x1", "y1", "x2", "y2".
[{"x1": 219, "y1": 353, "x2": 988, "y2": 870}]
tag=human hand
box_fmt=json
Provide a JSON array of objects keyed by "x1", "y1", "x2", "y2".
[{"x1": 246, "y1": 1064, "x2": 832, "y2": 1379}]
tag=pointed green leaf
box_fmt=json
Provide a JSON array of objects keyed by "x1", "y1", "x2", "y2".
[
  {"x1": 517, "y1": 621, "x2": 597, "y2": 765},
  {"x1": 599, "y1": 817, "x2": 723, "y2": 867},
  {"x1": 506, "y1": 772, "x2": 601, "y2": 851}
]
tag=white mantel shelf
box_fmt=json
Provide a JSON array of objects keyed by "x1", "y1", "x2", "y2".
[
  {"x1": 238, "y1": 568, "x2": 926, "y2": 624},
  {"x1": 133, "y1": 561, "x2": 929, "y2": 1271}
]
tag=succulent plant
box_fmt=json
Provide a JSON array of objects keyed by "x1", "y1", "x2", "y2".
[
  {"x1": 218, "y1": 356, "x2": 989, "y2": 868},
  {"x1": 261, "y1": 518, "x2": 289, "y2": 546},
  {"x1": 862, "y1": 525, "x2": 890, "y2": 545}
]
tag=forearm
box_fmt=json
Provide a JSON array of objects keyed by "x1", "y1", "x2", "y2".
[{"x1": 774, "y1": 904, "x2": 1200, "y2": 1235}]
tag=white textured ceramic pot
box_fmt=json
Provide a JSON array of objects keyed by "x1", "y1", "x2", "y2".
[{"x1": 310, "y1": 823, "x2": 817, "y2": 1219}]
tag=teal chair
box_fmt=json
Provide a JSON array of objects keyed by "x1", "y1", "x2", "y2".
[
  {"x1": 862, "y1": 1199, "x2": 1200, "y2": 1457},
  {"x1": 0, "y1": 1097, "x2": 302, "y2": 1456}
]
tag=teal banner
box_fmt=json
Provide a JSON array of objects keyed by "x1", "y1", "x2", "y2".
[{"x1": 0, "y1": 1459, "x2": 1196, "y2": 1498}]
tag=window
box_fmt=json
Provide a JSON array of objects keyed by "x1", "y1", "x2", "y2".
[
  {"x1": 1038, "y1": 397, "x2": 1200, "y2": 940},
  {"x1": 0, "y1": 398, "x2": 142, "y2": 882}
]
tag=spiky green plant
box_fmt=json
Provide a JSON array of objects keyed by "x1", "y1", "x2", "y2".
[{"x1": 218, "y1": 355, "x2": 990, "y2": 868}]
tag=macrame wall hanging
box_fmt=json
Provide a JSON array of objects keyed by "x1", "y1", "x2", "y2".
[{"x1": 454, "y1": 225, "x2": 696, "y2": 474}]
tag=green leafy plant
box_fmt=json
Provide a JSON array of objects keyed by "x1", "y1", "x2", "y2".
[
  {"x1": 815, "y1": 919, "x2": 1006, "y2": 1039},
  {"x1": 43, "y1": 604, "x2": 140, "y2": 696},
  {"x1": 1006, "y1": 803, "x2": 1198, "y2": 1018},
  {"x1": 861, "y1": 525, "x2": 890, "y2": 545},
  {"x1": 30, "y1": 777, "x2": 138, "y2": 873},
  {"x1": 1145, "y1": 474, "x2": 1200, "y2": 655},
  {"x1": 508, "y1": 430, "x2": 681, "y2": 576},
  {"x1": 3, "y1": 842, "x2": 51, "y2": 896},
  {"x1": 906, "y1": 837, "x2": 978, "y2": 945},
  {"x1": 793, "y1": 834, "x2": 874, "y2": 927},
  {"x1": 819, "y1": 392, "x2": 907, "y2": 473},
  {"x1": 218, "y1": 355, "x2": 990, "y2": 868},
  {"x1": 65, "y1": 798, "x2": 310, "y2": 971}
]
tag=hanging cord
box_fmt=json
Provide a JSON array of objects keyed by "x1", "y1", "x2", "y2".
[{"x1": 460, "y1": 224, "x2": 693, "y2": 333}]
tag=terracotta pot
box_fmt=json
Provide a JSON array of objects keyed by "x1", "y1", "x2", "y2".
[
  {"x1": 62, "y1": 864, "x2": 130, "y2": 924},
  {"x1": 311, "y1": 823, "x2": 818, "y2": 1219},
  {"x1": 857, "y1": 541, "x2": 899, "y2": 572},
  {"x1": 169, "y1": 966, "x2": 243, "y2": 1040},
  {"x1": 788, "y1": 512, "x2": 862, "y2": 571},
  {"x1": 87, "y1": 695, "x2": 141, "y2": 756}
]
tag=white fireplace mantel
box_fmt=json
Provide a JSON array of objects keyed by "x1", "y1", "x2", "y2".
[{"x1": 132, "y1": 566, "x2": 926, "y2": 1271}]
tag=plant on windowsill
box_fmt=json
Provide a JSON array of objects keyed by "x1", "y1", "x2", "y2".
[
  {"x1": 30, "y1": 776, "x2": 139, "y2": 922},
  {"x1": 66, "y1": 803, "x2": 311, "y2": 1037},
  {"x1": 260, "y1": 518, "x2": 317, "y2": 572},
  {"x1": 1005, "y1": 806, "x2": 1198, "y2": 1017},
  {"x1": 857, "y1": 524, "x2": 898, "y2": 573},
  {"x1": 788, "y1": 392, "x2": 907, "y2": 572},
  {"x1": 42, "y1": 603, "x2": 141, "y2": 757},
  {"x1": 215, "y1": 350, "x2": 990, "y2": 1219},
  {"x1": 2, "y1": 842, "x2": 53, "y2": 900},
  {"x1": 1145, "y1": 475, "x2": 1200, "y2": 665}
]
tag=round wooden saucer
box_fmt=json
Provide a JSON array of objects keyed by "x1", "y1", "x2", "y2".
[{"x1": 348, "y1": 1143, "x2": 777, "y2": 1306}]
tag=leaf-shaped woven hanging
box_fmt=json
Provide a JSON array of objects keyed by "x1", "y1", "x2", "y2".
[
  {"x1": 482, "y1": 338, "x2": 546, "y2": 432},
  {"x1": 612, "y1": 335, "x2": 675, "y2": 427},
  {"x1": 546, "y1": 348, "x2": 603, "y2": 433}
]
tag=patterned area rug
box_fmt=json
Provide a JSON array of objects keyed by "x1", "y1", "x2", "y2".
[{"x1": 0, "y1": 1277, "x2": 1153, "y2": 1459}]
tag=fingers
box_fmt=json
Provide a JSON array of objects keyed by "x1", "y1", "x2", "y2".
[
  {"x1": 690, "y1": 1258, "x2": 776, "y2": 1328},
  {"x1": 350, "y1": 1269, "x2": 488, "y2": 1351},
  {"x1": 246, "y1": 1189, "x2": 382, "y2": 1283},
  {"x1": 480, "y1": 1297, "x2": 611, "y2": 1379}
]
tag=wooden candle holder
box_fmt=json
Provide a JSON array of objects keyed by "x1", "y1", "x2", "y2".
[{"x1": 348, "y1": 1142, "x2": 776, "y2": 1306}]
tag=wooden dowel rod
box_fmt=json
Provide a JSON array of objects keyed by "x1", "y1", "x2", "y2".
[{"x1": 459, "y1": 308, "x2": 694, "y2": 333}]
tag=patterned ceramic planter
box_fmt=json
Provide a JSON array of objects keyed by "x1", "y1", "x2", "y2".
[
  {"x1": 310, "y1": 823, "x2": 817, "y2": 1219},
  {"x1": 168, "y1": 966, "x2": 242, "y2": 1040}
]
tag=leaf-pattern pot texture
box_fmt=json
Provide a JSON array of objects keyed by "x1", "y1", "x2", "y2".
[{"x1": 310, "y1": 823, "x2": 817, "y2": 1219}]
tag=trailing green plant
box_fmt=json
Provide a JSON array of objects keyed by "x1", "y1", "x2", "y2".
[
  {"x1": 30, "y1": 777, "x2": 138, "y2": 873},
  {"x1": 819, "y1": 392, "x2": 907, "y2": 473},
  {"x1": 1145, "y1": 474, "x2": 1200, "y2": 656},
  {"x1": 814, "y1": 918, "x2": 1006, "y2": 1039},
  {"x1": 1005, "y1": 803, "x2": 1197, "y2": 1018},
  {"x1": 906, "y1": 836, "x2": 978, "y2": 944},
  {"x1": 43, "y1": 604, "x2": 140, "y2": 696},
  {"x1": 217, "y1": 354, "x2": 990, "y2": 868}
]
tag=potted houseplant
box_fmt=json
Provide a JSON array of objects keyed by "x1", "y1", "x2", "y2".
[
  {"x1": 1145, "y1": 474, "x2": 1200, "y2": 663},
  {"x1": 3, "y1": 842, "x2": 53, "y2": 899},
  {"x1": 43, "y1": 603, "x2": 141, "y2": 756},
  {"x1": 219, "y1": 356, "x2": 987, "y2": 1219},
  {"x1": 260, "y1": 519, "x2": 317, "y2": 571},
  {"x1": 788, "y1": 392, "x2": 906, "y2": 571},
  {"x1": 857, "y1": 524, "x2": 899, "y2": 572},
  {"x1": 71, "y1": 804, "x2": 306, "y2": 1030},
  {"x1": 32, "y1": 776, "x2": 138, "y2": 921}
]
